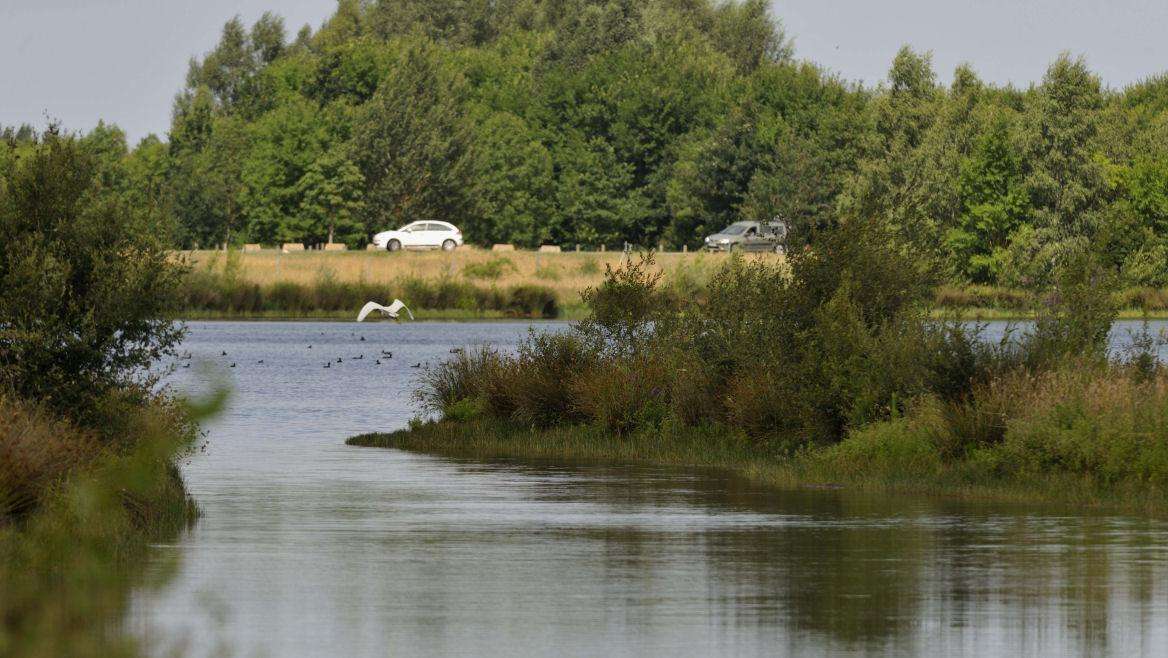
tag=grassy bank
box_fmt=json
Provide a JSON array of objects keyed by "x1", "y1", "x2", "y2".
[
  {"x1": 349, "y1": 391, "x2": 1168, "y2": 514},
  {"x1": 178, "y1": 267, "x2": 562, "y2": 319},
  {"x1": 0, "y1": 395, "x2": 202, "y2": 657},
  {"x1": 178, "y1": 249, "x2": 1168, "y2": 320}
]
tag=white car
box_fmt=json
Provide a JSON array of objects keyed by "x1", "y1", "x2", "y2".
[{"x1": 372, "y1": 221, "x2": 464, "y2": 252}]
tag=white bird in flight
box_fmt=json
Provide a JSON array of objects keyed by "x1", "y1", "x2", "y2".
[{"x1": 357, "y1": 299, "x2": 414, "y2": 322}]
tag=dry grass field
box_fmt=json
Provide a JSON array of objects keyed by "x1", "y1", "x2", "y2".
[{"x1": 181, "y1": 247, "x2": 784, "y2": 310}]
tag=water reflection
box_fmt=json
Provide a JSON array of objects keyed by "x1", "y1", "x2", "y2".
[{"x1": 132, "y1": 321, "x2": 1168, "y2": 657}]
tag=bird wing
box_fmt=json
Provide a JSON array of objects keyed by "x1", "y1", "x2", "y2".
[
  {"x1": 387, "y1": 299, "x2": 414, "y2": 320},
  {"x1": 357, "y1": 301, "x2": 386, "y2": 322}
]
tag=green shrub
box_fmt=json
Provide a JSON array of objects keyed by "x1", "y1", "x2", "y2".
[
  {"x1": 807, "y1": 410, "x2": 944, "y2": 482},
  {"x1": 577, "y1": 258, "x2": 600, "y2": 275},
  {"x1": 0, "y1": 397, "x2": 101, "y2": 522},
  {"x1": 1022, "y1": 253, "x2": 1117, "y2": 367},
  {"x1": 572, "y1": 355, "x2": 669, "y2": 434},
  {"x1": 506, "y1": 285, "x2": 558, "y2": 318},
  {"x1": 462, "y1": 257, "x2": 515, "y2": 281},
  {"x1": 578, "y1": 253, "x2": 673, "y2": 355},
  {"x1": 443, "y1": 397, "x2": 486, "y2": 423},
  {"x1": 534, "y1": 264, "x2": 561, "y2": 281},
  {"x1": 983, "y1": 369, "x2": 1168, "y2": 487},
  {"x1": 417, "y1": 346, "x2": 510, "y2": 416},
  {"x1": 0, "y1": 132, "x2": 185, "y2": 418},
  {"x1": 509, "y1": 332, "x2": 597, "y2": 427}
]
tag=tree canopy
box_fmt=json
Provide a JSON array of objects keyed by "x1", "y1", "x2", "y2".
[{"x1": 38, "y1": 0, "x2": 1168, "y2": 287}]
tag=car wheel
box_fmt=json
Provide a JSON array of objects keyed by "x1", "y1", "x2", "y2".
[
  {"x1": 773, "y1": 244, "x2": 783, "y2": 254},
  {"x1": 728, "y1": 243, "x2": 739, "y2": 253},
  {"x1": 387, "y1": 239, "x2": 402, "y2": 252},
  {"x1": 441, "y1": 239, "x2": 456, "y2": 252}
]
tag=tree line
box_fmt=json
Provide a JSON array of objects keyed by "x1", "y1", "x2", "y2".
[{"x1": 3, "y1": 0, "x2": 1168, "y2": 288}]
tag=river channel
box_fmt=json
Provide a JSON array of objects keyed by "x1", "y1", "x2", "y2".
[{"x1": 131, "y1": 320, "x2": 1168, "y2": 656}]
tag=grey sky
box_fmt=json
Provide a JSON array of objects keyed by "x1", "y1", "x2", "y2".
[{"x1": 2, "y1": 0, "x2": 1167, "y2": 144}]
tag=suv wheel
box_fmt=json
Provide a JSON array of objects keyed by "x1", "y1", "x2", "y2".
[
  {"x1": 441, "y1": 239, "x2": 456, "y2": 252},
  {"x1": 387, "y1": 239, "x2": 402, "y2": 252}
]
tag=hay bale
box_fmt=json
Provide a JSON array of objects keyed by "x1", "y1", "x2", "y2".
[
  {"x1": 491, "y1": 244, "x2": 516, "y2": 252},
  {"x1": 281, "y1": 243, "x2": 305, "y2": 253},
  {"x1": 323, "y1": 243, "x2": 347, "y2": 251},
  {"x1": 242, "y1": 243, "x2": 262, "y2": 252},
  {"x1": 538, "y1": 245, "x2": 562, "y2": 253}
]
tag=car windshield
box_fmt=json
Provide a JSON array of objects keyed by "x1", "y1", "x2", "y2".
[{"x1": 720, "y1": 223, "x2": 751, "y2": 235}]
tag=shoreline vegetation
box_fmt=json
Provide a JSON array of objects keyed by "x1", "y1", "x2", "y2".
[
  {"x1": 349, "y1": 223, "x2": 1168, "y2": 515},
  {"x1": 176, "y1": 250, "x2": 1168, "y2": 320},
  {"x1": 348, "y1": 415, "x2": 1167, "y2": 514},
  {"x1": 1, "y1": 130, "x2": 203, "y2": 655}
]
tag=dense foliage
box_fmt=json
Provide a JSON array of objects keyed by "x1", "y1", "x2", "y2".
[
  {"x1": 6, "y1": 0, "x2": 1168, "y2": 289},
  {"x1": 0, "y1": 128, "x2": 186, "y2": 417}
]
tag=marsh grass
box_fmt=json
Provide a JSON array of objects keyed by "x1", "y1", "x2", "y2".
[
  {"x1": 178, "y1": 270, "x2": 561, "y2": 318},
  {"x1": 178, "y1": 249, "x2": 761, "y2": 315},
  {"x1": 0, "y1": 394, "x2": 203, "y2": 657},
  {"x1": 178, "y1": 250, "x2": 1168, "y2": 318}
]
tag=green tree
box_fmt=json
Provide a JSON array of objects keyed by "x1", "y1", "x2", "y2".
[
  {"x1": 946, "y1": 113, "x2": 1028, "y2": 282},
  {"x1": 554, "y1": 135, "x2": 648, "y2": 246},
  {"x1": 251, "y1": 11, "x2": 287, "y2": 65},
  {"x1": 0, "y1": 130, "x2": 185, "y2": 415},
  {"x1": 1025, "y1": 54, "x2": 1107, "y2": 240},
  {"x1": 351, "y1": 41, "x2": 475, "y2": 232},
  {"x1": 296, "y1": 150, "x2": 366, "y2": 245},
  {"x1": 468, "y1": 112, "x2": 554, "y2": 247}
]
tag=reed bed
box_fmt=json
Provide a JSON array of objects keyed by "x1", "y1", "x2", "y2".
[
  {"x1": 179, "y1": 248, "x2": 767, "y2": 312},
  {"x1": 179, "y1": 250, "x2": 1168, "y2": 318}
]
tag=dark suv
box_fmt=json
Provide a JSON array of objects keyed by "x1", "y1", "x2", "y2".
[{"x1": 703, "y1": 221, "x2": 786, "y2": 253}]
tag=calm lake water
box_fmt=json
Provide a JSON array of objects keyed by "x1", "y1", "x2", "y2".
[{"x1": 131, "y1": 320, "x2": 1168, "y2": 657}]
